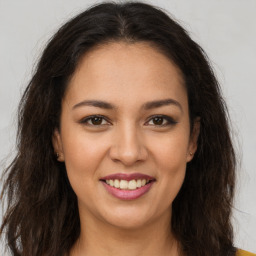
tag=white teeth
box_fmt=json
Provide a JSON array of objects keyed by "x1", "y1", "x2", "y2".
[
  {"x1": 128, "y1": 180, "x2": 137, "y2": 190},
  {"x1": 105, "y1": 178, "x2": 151, "y2": 190},
  {"x1": 137, "y1": 179, "x2": 142, "y2": 188},
  {"x1": 120, "y1": 180, "x2": 128, "y2": 189},
  {"x1": 114, "y1": 179, "x2": 120, "y2": 188}
]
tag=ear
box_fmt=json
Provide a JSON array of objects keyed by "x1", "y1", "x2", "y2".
[
  {"x1": 52, "y1": 128, "x2": 65, "y2": 162},
  {"x1": 186, "y1": 117, "x2": 200, "y2": 162}
]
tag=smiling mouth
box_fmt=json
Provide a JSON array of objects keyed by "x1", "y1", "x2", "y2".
[
  {"x1": 100, "y1": 173, "x2": 156, "y2": 200},
  {"x1": 101, "y1": 179, "x2": 153, "y2": 190},
  {"x1": 100, "y1": 173, "x2": 156, "y2": 191}
]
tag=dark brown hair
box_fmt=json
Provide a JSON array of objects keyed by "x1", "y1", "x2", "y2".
[{"x1": 1, "y1": 2, "x2": 236, "y2": 256}]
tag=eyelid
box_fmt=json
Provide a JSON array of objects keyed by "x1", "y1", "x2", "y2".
[
  {"x1": 145, "y1": 114, "x2": 178, "y2": 126},
  {"x1": 79, "y1": 114, "x2": 177, "y2": 127},
  {"x1": 79, "y1": 115, "x2": 111, "y2": 126}
]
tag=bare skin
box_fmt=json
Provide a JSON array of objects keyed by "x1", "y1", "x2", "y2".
[
  {"x1": 70, "y1": 209, "x2": 179, "y2": 256},
  {"x1": 53, "y1": 42, "x2": 199, "y2": 256}
]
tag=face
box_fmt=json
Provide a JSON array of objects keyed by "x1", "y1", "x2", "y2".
[{"x1": 53, "y1": 42, "x2": 199, "y2": 230}]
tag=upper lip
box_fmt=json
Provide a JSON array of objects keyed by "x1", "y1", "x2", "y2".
[{"x1": 100, "y1": 173, "x2": 156, "y2": 182}]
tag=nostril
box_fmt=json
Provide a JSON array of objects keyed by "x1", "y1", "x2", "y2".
[{"x1": 108, "y1": 139, "x2": 148, "y2": 165}]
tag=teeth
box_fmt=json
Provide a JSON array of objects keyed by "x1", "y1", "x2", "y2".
[
  {"x1": 137, "y1": 179, "x2": 142, "y2": 188},
  {"x1": 105, "y1": 179, "x2": 151, "y2": 190},
  {"x1": 128, "y1": 180, "x2": 137, "y2": 190},
  {"x1": 120, "y1": 180, "x2": 128, "y2": 189},
  {"x1": 114, "y1": 179, "x2": 119, "y2": 188}
]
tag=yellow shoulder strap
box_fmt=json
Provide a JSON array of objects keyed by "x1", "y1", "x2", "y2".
[{"x1": 237, "y1": 249, "x2": 256, "y2": 256}]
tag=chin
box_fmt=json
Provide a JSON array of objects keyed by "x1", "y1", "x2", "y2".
[{"x1": 100, "y1": 205, "x2": 155, "y2": 230}]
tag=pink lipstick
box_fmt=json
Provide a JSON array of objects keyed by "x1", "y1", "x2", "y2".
[{"x1": 100, "y1": 173, "x2": 156, "y2": 200}]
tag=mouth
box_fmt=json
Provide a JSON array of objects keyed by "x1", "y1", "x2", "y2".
[
  {"x1": 100, "y1": 173, "x2": 156, "y2": 200},
  {"x1": 100, "y1": 178, "x2": 153, "y2": 190}
]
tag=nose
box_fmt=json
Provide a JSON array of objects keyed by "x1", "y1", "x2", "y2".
[{"x1": 109, "y1": 123, "x2": 148, "y2": 166}]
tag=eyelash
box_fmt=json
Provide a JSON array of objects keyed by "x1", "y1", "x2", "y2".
[
  {"x1": 146, "y1": 115, "x2": 177, "y2": 126},
  {"x1": 80, "y1": 115, "x2": 111, "y2": 126},
  {"x1": 80, "y1": 114, "x2": 177, "y2": 127}
]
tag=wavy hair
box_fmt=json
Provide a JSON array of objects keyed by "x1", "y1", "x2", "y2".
[{"x1": 1, "y1": 2, "x2": 236, "y2": 256}]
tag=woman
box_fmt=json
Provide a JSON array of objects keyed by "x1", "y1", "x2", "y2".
[{"x1": 0, "y1": 1, "x2": 254, "y2": 256}]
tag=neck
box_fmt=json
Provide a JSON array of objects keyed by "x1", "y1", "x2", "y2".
[{"x1": 70, "y1": 208, "x2": 180, "y2": 256}]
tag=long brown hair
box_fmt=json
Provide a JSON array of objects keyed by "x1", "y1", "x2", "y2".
[{"x1": 1, "y1": 2, "x2": 236, "y2": 255}]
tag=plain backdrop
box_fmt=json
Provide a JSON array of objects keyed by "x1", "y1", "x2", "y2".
[{"x1": 0, "y1": 0, "x2": 255, "y2": 254}]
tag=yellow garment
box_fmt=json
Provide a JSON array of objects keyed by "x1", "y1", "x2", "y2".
[{"x1": 237, "y1": 249, "x2": 256, "y2": 256}]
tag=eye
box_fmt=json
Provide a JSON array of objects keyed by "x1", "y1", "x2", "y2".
[
  {"x1": 146, "y1": 115, "x2": 177, "y2": 126},
  {"x1": 80, "y1": 115, "x2": 110, "y2": 126}
]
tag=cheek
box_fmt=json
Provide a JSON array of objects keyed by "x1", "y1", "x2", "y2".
[
  {"x1": 148, "y1": 130, "x2": 189, "y2": 198},
  {"x1": 61, "y1": 130, "x2": 109, "y2": 190},
  {"x1": 63, "y1": 129, "x2": 106, "y2": 163},
  {"x1": 149, "y1": 128, "x2": 190, "y2": 167},
  {"x1": 156, "y1": 138, "x2": 187, "y2": 182}
]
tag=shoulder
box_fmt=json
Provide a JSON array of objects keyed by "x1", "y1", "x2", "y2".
[{"x1": 237, "y1": 249, "x2": 256, "y2": 256}]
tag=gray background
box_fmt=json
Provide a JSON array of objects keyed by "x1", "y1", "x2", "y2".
[{"x1": 0, "y1": 0, "x2": 255, "y2": 254}]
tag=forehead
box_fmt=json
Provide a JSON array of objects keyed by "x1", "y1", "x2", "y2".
[{"x1": 64, "y1": 42, "x2": 187, "y2": 109}]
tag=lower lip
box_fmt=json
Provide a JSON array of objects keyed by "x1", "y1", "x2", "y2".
[{"x1": 101, "y1": 181, "x2": 154, "y2": 200}]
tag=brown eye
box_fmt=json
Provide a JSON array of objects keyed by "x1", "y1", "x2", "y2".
[
  {"x1": 152, "y1": 117, "x2": 164, "y2": 125},
  {"x1": 146, "y1": 115, "x2": 177, "y2": 127},
  {"x1": 91, "y1": 117, "x2": 103, "y2": 125},
  {"x1": 81, "y1": 115, "x2": 109, "y2": 126}
]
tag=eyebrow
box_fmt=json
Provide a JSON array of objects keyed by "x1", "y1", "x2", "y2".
[
  {"x1": 72, "y1": 98, "x2": 182, "y2": 111},
  {"x1": 72, "y1": 100, "x2": 115, "y2": 110},
  {"x1": 142, "y1": 99, "x2": 182, "y2": 111}
]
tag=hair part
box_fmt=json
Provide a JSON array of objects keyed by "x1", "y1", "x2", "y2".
[{"x1": 1, "y1": 2, "x2": 236, "y2": 256}]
